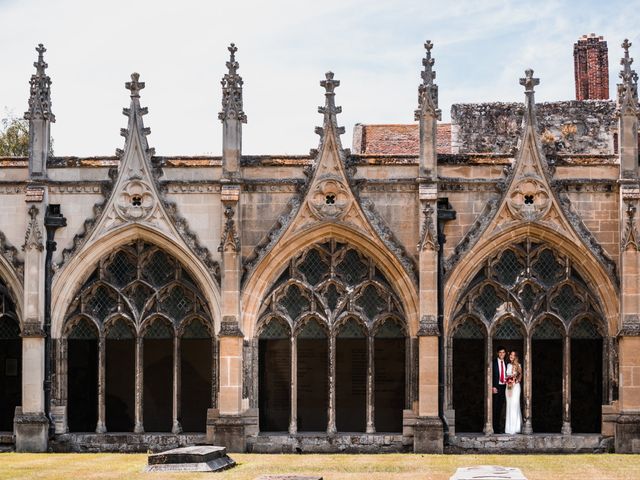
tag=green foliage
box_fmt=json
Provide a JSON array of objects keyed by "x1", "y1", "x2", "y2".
[{"x1": 0, "y1": 115, "x2": 29, "y2": 157}]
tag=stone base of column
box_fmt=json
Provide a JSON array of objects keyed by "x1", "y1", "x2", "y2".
[
  {"x1": 14, "y1": 408, "x2": 49, "y2": 452},
  {"x1": 206, "y1": 408, "x2": 258, "y2": 453},
  {"x1": 615, "y1": 413, "x2": 640, "y2": 453},
  {"x1": 413, "y1": 416, "x2": 443, "y2": 453}
]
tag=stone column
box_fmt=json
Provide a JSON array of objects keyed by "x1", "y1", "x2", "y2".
[
  {"x1": 561, "y1": 334, "x2": 571, "y2": 435},
  {"x1": 522, "y1": 335, "x2": 533, "y2": 434},
  {"x1": 366, "y1": 335, "x2": 375, "y2": 433},
  {"x1": 483, "y1": 335, "x2": 494, "y2": 435},
  {"x1": 96, "y1": 336, "x2": 106, "y2": 433},
  {"x1": 327, "y1": 334, "x2": 337, "y2": 434},
  {"x1": 134, "y1": 336, "x2": 144, "y2": 433},
  {"x1": 172, "y1": 335, "x2": 182, "y2": 434},
  {"x1": 289, "y1": 335, "x2": 297, "y2": 434}
]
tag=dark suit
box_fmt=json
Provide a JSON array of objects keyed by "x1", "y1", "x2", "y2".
[{"x1": 492, "y1": 358, "x2": 508, "y2": 433}]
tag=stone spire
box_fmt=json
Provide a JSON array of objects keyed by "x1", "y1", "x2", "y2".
[
  {"x1": 315, "y1": 71, "x2": 345, "y2": 151},
  {"x1": 617, "y1": 39, "x2": 640, "y2": 115},
  {"x1": 117, "y1": 72, "x2": 153, "y2": 159},
  {"x1": 219, "y1": 43, "x2": 246, "y2": 178},
  {"x1": 520, "y1": 68, "x2": 540, "y2": 113},
  {"x1": 415, "y1": 41, "x2": 440, "y2": 179},
  {"x1": 24, "y1": 44, "x2": 55, "y2": 178},
  {"x1": 415, "y1": 40, "x2": 440, "y2": 121},
  {"x1": 617, "y1": 40, "x2": 640, "y2": 178}
]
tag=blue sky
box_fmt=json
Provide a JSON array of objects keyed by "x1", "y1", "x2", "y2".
[{"x1": 1, "y1": 0, "x2": 639, "y2": 156}]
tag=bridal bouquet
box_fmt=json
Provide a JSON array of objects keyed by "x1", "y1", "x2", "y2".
[{"x1": 506, "y1": 375, "x2": 515, "y2": 390}]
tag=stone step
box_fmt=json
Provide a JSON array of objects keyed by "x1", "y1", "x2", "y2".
[
  {"x1": 146, "y1": 446, "x2": 235, "y2": 473},
  {"x1": 249, "y1": 433, "x2": 407, "y2": 453},
  {"x1": 0, "y1": 433, "x2": 14, "y2": 445},
  {"x1": 49, "y1": 433, "x2": 207, "y2": 453}
]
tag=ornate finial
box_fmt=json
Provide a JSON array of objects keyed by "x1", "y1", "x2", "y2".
[
  {"x1": 219, "y1": 43, "x2": 246, "y2": 123},
  {"x1": 24, "y1": 43, "x2": 55, "y2": 122},
  {"x1": 415, "y1": 40, "x2": 440, "y2": 120},
  {"x1": 316, "y1": 71, "x2": 345, "y2": 140},
  {"x1": 125, "y1": 72, "x2": 145, "y2": 98},
  {"x1": 618, "y1": 39, "x2": 639, "y2": 113},
  {"x1": 520, "y1": 68, "x2": 540, "y2": 93}
]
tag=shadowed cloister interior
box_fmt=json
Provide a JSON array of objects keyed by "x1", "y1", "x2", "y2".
[
  {"x1": 256, "y1": 241, "x2": 407, "y2": 434},
  {"x1": 448, "y1": 241, "x2": 607, "y2": 435},
  {"x1": 59, "y1": 241, "x2": 215, "y2": 433}
]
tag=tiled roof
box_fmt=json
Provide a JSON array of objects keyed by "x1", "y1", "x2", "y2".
[{"x1": 352, "y1": 123, "x2": 451, "y2": 155}]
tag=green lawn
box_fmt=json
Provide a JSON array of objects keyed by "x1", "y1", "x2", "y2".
[{"x1": 0, "y1": 453, "x2": 639, "y2": 480}]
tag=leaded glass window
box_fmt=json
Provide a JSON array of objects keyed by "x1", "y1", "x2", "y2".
[
  {"x1": 337, "y1": 318, "x2": 366, "y2": 338},
  {"x1": 144, "y1": 319, "x2": 173, "y2": 339},
  {"x1": 298, "y1": 319, "x2": 327, "y2": 339},
  {"x1": 64, "y1": 241, "x2": 213, "y2": 339},
  {"x1": 519, "y1": 283, "x2": 539, "y2": 313},
  {"x1": 493, "y1": 249, "x2": 524, "y2": 286},
  {"x1": 494, "y1": 318, "x2": 523, "y2": 339},
  {"x1": 474, "y1": 284, "x2": 503, "y2": 321},
  {"x1": 375, "y1": 319, "x2": 404, "y2": 338},
  {"x1": 68, "y1": 318, "x2": 98, "y2": 339},
  {"x1": 532, "y1": 318, "x2": 563, "y2": 339},
  {"x1": 106, "y1": 319, "x2": 135, "y2": 340},
  {"x1": 550, "y1": 285, "x2": 585, "y2": 322},
  {"x1": 571, "y1": 319, "x2": 601, "y2": 339},
  {"x1": 182, "y1": 318, "x2": 211, "y2": 339},
  {"x1": 0, "y1": 317, "x2": 19, "y2": 339},
  {"x1": 532, "y1": 249, "x2": 565, "y2": 286},
  {"x1": 259, "y1": 241, "x2": 405, "y2": 336},
  {"x1": 259, "y1": 318, "x2": 290, "y2": 339},
  {"x1": 453, "y1": 319, "x2": 484, "y2": 339}
]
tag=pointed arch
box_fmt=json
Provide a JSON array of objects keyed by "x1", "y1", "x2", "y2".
[
  {"x1": 445, "y1": 223, "x2": 617, "y2": 336},
  {"x1": 0, "y1": 256, "x2": 23, "y2": 321},
  {"x1": 52, "y1": 224, "x2": 221, "y2": 339},
  {"x1": 242, "y1": 223, "x2": 418, "y2": 338}
]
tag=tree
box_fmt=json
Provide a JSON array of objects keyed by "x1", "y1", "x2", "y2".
[{"x1": 0, "y1": 115, "x2": 29, "y2": 157}]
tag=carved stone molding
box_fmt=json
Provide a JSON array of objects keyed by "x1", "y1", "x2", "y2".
[
  {"x1": 308, "y1": 175, "x2": 351, "y2": 220},
  {"x1": 417, "y1": 315, "x2": 440, "y2": 336},
  {"x1": 622, "y1": 202, "x2": 640, "y2": 251},
  {"x1": 620, "y1": 315, "x2": 640, "y2": 336},
  {"x1": 219, "y1": 316, "x2": 243, "y2": 337},
  {"x1": 22, "y1": 205, "x2": 44, "y2": 252},
  {"x1": 0, "y1": 230, "x2": 23, "y2": 282},
  {"x1": 114, "y1": 178, "x2": 156, "y2": 221},
  {"x1": 419, "y1": 203, "x2": 438, "y2": 252},
  {"x1": 21, "y1": 321, "x2": 45, "y2": 338},
  {"x1": 506, "y1": 177, "x2": 551, "y2": 222},
  {"x1": 218, "y1": 206, "x2": 240, "y2": 253}
]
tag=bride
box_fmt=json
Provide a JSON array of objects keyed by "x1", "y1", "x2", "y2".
[{"x1": 505, "y1": 350, "x2": 522, "y2": 435}]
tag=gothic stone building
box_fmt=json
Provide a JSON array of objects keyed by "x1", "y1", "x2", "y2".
[{"x1": 2, "y1": 37, "x2": 640, "y2": 454}]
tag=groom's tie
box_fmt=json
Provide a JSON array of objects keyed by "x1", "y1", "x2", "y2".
[{"x1": 499, "y1": 360, "x2": 505, "y2": 383}]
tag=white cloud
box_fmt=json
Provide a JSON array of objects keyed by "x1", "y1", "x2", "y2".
[{"x1": 0, "y1": 0, "x2": 638, "y2": 156}]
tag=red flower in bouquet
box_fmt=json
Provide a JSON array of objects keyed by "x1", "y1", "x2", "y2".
[{"x1": 506, "y1": 375, "x2": 514, "y2": 390}]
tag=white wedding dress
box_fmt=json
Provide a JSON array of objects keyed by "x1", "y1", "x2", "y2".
[{"x1": 504, "y1": 363, "x2": 522, "y2": 434}]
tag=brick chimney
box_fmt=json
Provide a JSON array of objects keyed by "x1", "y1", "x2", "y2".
[{"x1": 574, "y1": 33, "x2": 609, "y2": 100}]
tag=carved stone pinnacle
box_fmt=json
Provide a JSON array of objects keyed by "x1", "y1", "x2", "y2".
[{"x1": 125, "y1": 72, "x2": 145, "y2": 98}]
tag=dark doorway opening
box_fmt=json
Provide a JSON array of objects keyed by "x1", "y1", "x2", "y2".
[
  {"x1": 258, "y1": 319, "x2": 291, "y2": 432},
  {"x1": 180, "y1": 320, "x2": 212, "y2": 433},
  {"x1": 532, "y1": 338, "x2": 563, "y2": 432},
  {"x1": 67, "y1": 319, "x2": 98, "y2": 432},
  {"x1": 493, "y1": 318, "x2": 524, "y2": 435},
  {"x1": 571, "y1": 321, "x2": 603, "y2": 433},
  {"x1": 453, "y1": 337, "x2": 484, "y2": 433},
  {"x1": 297, "y1": 320, "x2": 328, "y2": 431},
  {"x1": 374, "y1": 320, "x2": 405, "y2": 433},
  {"x1": 0, "y1": 317, "x2": 21, "y2": 431},
  {"x1": 105, "y1": 320, "x2": 135, "y2": 432},
  {"x1": 143, "y1": 320, "x2": 173, "y2": 432},
  {"x1": 336, "y1": 319, "x2": 366, "y2": 432}
]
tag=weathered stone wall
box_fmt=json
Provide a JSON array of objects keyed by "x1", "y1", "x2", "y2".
[{"x1": 451, "y1": 101, "x2": 616, "y2": 155}]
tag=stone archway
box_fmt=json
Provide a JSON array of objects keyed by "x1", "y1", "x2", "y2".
[{"x1": 0, "y1": 279, "x2": 21, "y2": 432}]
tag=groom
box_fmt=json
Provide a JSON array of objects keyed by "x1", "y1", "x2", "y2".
[{"x1": 492, "y1": 346, "x2": 508, "y2": 434}]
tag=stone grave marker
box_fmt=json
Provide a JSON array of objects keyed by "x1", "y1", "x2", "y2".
[
  {"x1": 145, "y1": 445, "x2": 236, "y2": 472},
  {"x1": 450, "y1": 465, "x2": 527, "y2": 480}
]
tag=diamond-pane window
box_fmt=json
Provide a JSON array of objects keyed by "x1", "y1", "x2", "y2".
[
  {"x1": 259, "y1": 319, "x2": 289, "y2": 339},
  {"x1": 68, "y1": 318, "x2": 98, "y2": 339},
  {"x1": 336, "y1": 249, "x2": 369, "y2": 285},
  {"x1": 298, "y1": 319, "x2": 327, "y2": 339},
  {"x1": 278, "y1": 285, "x2": 309, "y2": 321},
  {"x1": 493, "y1": 249, "x2": 524, "y2": 286},
  {"x1": 106, "y1": 319, "x2": 134, "y2": 340},
  {"x1": 337, "y1": 318, "x2": 366, "y2": 338},
  {"x1": 144, "y1": 320, "x2": 173, "y2": 339},
  {"x1": 105, "y1": 251, "x2": 137, "y2": 288},
  {"x1": 375, "y1": 319, "x2": 404, "y2": 338},
  {"x1": 325, "y1": 283, "x2": 341, "y2": 312},
  {"x1": 182, "y1": 319, "x2": 210, "y2": 339},
  {"x1": 550, "y1": 285, "x2": 584, "y2": 321},
  {"x1": 160, "y1": 286, "x2": 191, "y2": 322},
  {"x1": 142, "y1": 250, "x2": 175, "y2": 287},
  {"x1": 519, "y1": 283, "x2": 539, "y2": 313},
  {"x1": 453, "y1": 319, "x2": 484, "y2": 339},
  {"x1": 85, "y1": 286, "x2": 116, "y2": 323},
  {"x1": 532, "y1": 318, "x2": 563, "y2": 339},
  {"x1": 532, "y1": 249, "x2": 564, "y2": 286},
  {"x1": 571, "y1": 319, "x2": 601, "y2": 339},
  {"x1": 297, "y1": 249, "x2": 328, "y2": 286},
  {"x1": 128, "y1": 282, "x2": 153, "y2": 317},
  {"x1": 494, "y1": 318, "x2": 523, "y2": 339},
  {"x1": 356, "y1": 284, "x2": 387, "y2": 321},
  {"x1": 474, "y1": 284, "x2": 503, "y2": 321},
  {"x1": 0, "y1": 317, "x2": 20, "y2": 339}
]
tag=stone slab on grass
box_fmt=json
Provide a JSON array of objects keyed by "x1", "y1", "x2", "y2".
[
  {"x1": 256, "y1": 476, "x2": 322, "y2": 480},
  {"x1": 450, "y1": 465, "x2": 526, "y2": 480},
  {"x1": 145, "y1": 445, "x2": 235, "y2": 472}
]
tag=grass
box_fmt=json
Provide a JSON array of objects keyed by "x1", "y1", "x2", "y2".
[{"x1": 0, "y1": 453, "x2": 639, "y2": 480}]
